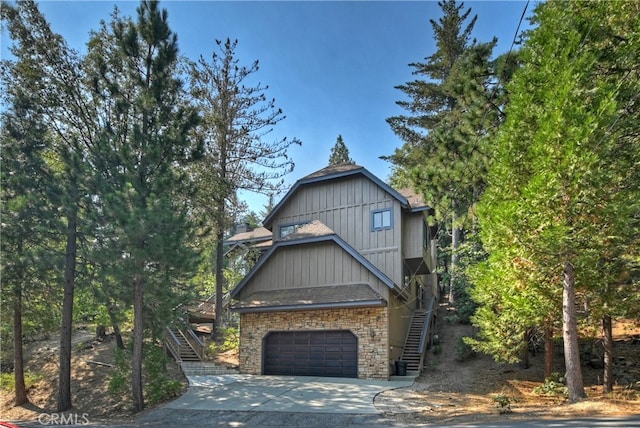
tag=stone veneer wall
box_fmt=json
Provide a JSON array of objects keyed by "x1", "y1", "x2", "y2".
[{"x1": 239, "y1": 306, "x2": 389, "y2": 379}]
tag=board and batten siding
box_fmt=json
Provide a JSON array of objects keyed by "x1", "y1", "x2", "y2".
[
  {"x1": 239, "y1": 241, "x2": 391, "y2": 299},
  {"x1": 273, "y1": 175, "x2": 403, "y2": 285}
]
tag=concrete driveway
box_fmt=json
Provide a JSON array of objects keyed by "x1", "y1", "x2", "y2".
[{"x1": 157, "y1": 374, "x2": 413, "y2": 414}]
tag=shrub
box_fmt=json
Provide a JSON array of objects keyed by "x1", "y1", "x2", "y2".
[
  {"x1": 493, "y1": 394, "x2": 516, "y2": 414},
  {"x1": 144, "y1": 344, "x2": 183, "y2": 405},
  {"x1": 533, "y1": 372, "x2": 568, "y2": 398},
  {"x1": 0, "y1": 371, "x2": 42, "y2": 392},
  {"x1": 108, "y1": 347, "x2": 130, "y2": 397},
  {"x1": 454, "y1": 336, "x2": 476, "y2": 362},
  {"x1": 208, "y1": 326, "x2": 239, "y2": 355}
]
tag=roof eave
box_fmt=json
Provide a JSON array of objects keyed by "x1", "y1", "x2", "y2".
[
  {"x1": 229, "y1": 233, "x2": 397, "y2": 299},
  {"x1": 230, "y1": 299, "x2": 387, "y2": 313}
]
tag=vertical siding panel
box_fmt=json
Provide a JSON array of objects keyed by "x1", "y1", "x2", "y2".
[
  {"x1": 318, "y1": 245, "x2": 325, "y2": 284},
  {"x1": 293, "y1": 248, "x2": 301, "y2": 286},
  {"x1": 310, "y1": 247, "x2": 318, "y2": 284},
  {"x1": 347, "y1": 206, "x2": 355, "y2": 246},
  {"x1": 301, "y1": 249, "x2": 309, "y2": 286},
  {"x1": 285, "y1": 249, "x2": 293, "y2": 287}
]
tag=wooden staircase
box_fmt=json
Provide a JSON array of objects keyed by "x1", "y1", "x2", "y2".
[
  {"x1": 166, "y1": 326, "x2": 204, "y2": 362},
  {"x1": 400, "y1": 309, "x2": 428, "y2": 372}
]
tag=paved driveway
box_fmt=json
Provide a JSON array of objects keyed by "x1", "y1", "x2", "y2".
[{"x1": 156, "y1": 374, "x2": 413, "y2": 414}]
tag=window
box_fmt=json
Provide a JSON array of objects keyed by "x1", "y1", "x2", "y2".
[
  {"x1": 279, "y1": 222, "x2": 307, "y2": 238},
  {"x1": 371, "y1": 208, "x2": 392, "y2": 231}
]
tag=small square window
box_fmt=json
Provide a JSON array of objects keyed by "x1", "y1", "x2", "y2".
[{"x1": 371, "y1": 208, "x2": 392, "y2": 231}]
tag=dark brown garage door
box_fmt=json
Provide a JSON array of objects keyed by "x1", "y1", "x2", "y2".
[{"x1": 263, "y1": 330, "x2": 358, "y2": 378}]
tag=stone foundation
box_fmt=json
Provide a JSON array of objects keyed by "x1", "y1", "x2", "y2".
[{"x1": 239, "y1": 306, "x2": 389, "y2": 379}]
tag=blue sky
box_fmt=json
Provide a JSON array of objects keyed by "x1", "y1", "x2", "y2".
[{"x1": 1, "y1": 1, "x2": 534, "y2": 214}]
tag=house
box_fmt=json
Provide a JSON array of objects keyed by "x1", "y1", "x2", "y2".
[
  {"x1": 224, "y1": 224, "x2": 272, "y2": 275},
  {"x1": 230, "y1": 163, "x2": 438, "y2": 379}
]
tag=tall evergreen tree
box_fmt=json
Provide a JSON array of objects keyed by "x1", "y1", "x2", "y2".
[
  {"x1": 85, "y1": 0, "x2": 200, "y2": 410},
  {"x1": 0, "y1": 59, "x2": 59, "y2": 406},
  {"x1": 475, "y1": 1, "x2": 639, "y2": 403},
  {"x1": 385, "y1": 0, "x2": 499, "y2": 303},
  {"x1": 1, "y1": 1, "x2": 93, "y2": 410},
  {"x1": 186, "y1": 38, "x2": 299, "y2": 338},
  {"x1": 328, "y1": 134, "x2": 354, "y2": 165}
]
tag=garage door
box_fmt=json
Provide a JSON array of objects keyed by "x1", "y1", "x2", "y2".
[{"x1": 263, "y1": 330, "x2": 358, "y2": 378}]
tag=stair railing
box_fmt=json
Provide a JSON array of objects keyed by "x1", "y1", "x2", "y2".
[
  {"x1": 418, "y1": 296, "x2": 436, "y2": 368},
  {"x1": 165, "y1": 327, "x2": 182, "y2": 363},
  {"x1": 184, "y1": 328, "x2": 206, "y2": 361}
]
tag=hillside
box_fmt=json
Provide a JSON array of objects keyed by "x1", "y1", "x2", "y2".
[
  {"x1": 1, "y1": 309, "x2": 638, "y2": 425},
  {"x1": 378, "y1": 303, "x2": 640, "y2": 425}
]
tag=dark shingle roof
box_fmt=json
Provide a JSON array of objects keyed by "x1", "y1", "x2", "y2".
[
  {"x1": 302, "y1": 163, "x2": 363, "y2": 180},
  {"x1": 280, "y1": 220, "x2": 335, "y2": 241},
  {"x1": 231, "y1": 284, "x2": 386, "y2": 313},
  {"x1": 224, "y1": 227, "x2": 272, "y2": 243}
]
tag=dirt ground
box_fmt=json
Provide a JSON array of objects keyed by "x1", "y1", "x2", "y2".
[
  {"x1": 1, "y1": 309, "x2": 639, "y2": 425},
  {"x1": 0, "y1": 328, "x2": 240, "y2": 424},
  {"x1": 380, "y1": 304, "x2": 640, "y2": 425}
]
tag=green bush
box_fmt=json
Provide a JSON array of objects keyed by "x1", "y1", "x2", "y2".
[
  {"x1": 208, "y1": 326, "x2": 239, "y2": 355},
  {"x1": 454, "y1": 336, "x2": 476, "y2": 362},
  {"x1": 144, "y1": 345, "x2": 183, "y2": 405},
  {"x1": 533, "y1": 372, "x2": 568, "y2": 398},
  {"x1": 0, "y1": 371, "x2": 42, "y2": 392},
  {"x1": 493, "y1": 394, "x2": 516, "y2": 414},
  {"x1": 108, "y1": 347, "x2": 130, "y2": 396},
  {"x1": 109, "y1": 343, "x2": 185, "y2": 406}
]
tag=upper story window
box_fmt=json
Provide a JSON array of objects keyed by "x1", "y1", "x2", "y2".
[
  {"x1": 371, "y1": 208, "x2": 393, "y2": 231},
  {"x1": 279, "y1": 221, "x2": 308, "y2": 238}
]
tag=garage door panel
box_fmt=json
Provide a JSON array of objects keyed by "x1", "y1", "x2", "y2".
[{"x1": 264, "y1": 330, "x2": 357, "y2": 378}]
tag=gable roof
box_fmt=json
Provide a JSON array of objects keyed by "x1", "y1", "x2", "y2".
[
  {"x1": 230, "y1": 220, "x2": 397, "y2": 299},
  {"x1": 263, "y1": 163, "x2": 430, "y2": 227}
]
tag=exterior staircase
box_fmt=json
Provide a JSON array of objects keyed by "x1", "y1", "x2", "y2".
[
  {"x1": 166, "y1": 326, "x2": 204, "y2": 362},
  {"x1": 400, "y1": 309, "x2": 428, "y2": 373}
]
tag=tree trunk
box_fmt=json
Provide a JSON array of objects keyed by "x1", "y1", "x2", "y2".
[
  {"x1": 602, "y1": 314, "x2": 613, "y2": 393},
  {"x1": 57, "y1": 207, "x2": 77, "y2": 412},
  {"x1": 108, "y1": 306, "x2": 125, "y2": 350},
  {"x1": 544, "y1": 324, "x2": 554, "y2": 379},
  {"x1": 562, "y1": 259, "x2": 586, "y2": 403},
  {"x1": 521, "y1": 329, "x2": 530, "y2": 369},
  {"x1": 14, "y1": 285, "x2": 27, "y2": 406},
  {"x1": 213, "y1": 230, "x2": 225, "y2": 342},
  {"x1": 132, "y1": 272, "x2": 145, "y2": 412},
  {"x1": 449, "y1": 221, "x2": 460, "y2": 305}
]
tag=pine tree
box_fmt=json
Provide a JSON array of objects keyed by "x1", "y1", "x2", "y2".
[
  {"x1": 85, "y1": 0, "x2": 200, "y2": 411},
  {"x1": 475, "y1": 1, "x2": 639, "y2": 403},
  {"x1": 385, "y1": 0, "x2": 499, "y2": 304},
  {"x1": 328, "y1": 135, "x2": 354, "y2": 165},
  {"x1": 186, "y1": 38, "x2": 299, "y2": 338},
  {"x1": 0, "y1": 61, "x2": 58, "y2": 407},
  {"x1": 1, "y1": 1, "x2": 92, "y2": 410}
]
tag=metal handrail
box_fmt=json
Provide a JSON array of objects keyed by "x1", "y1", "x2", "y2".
[{"x1": 418, "y1": 296, "x2": 436, "y2": 355}]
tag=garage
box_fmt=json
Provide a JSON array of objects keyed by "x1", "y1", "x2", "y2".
[{"x1": 263, "y1": 330, "x2": 358, "y2": 378}]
